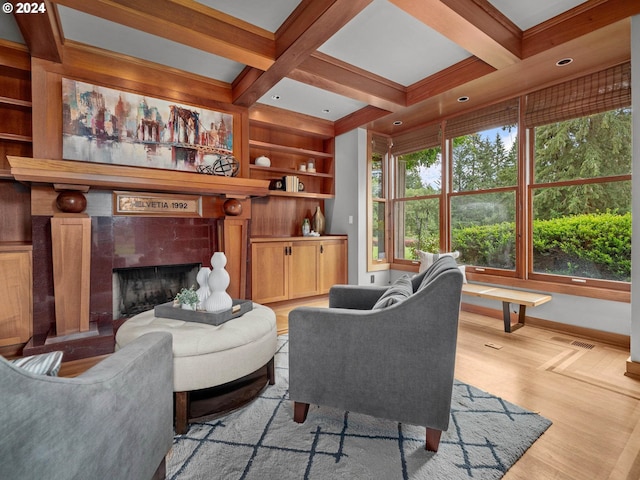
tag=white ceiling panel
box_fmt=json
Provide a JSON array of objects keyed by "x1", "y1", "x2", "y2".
[
  {"x1": 195, "y1": 0, "x2": 302, "y2": 33},
  {"x1": 318, "y1": 0, "x2": 471, "y2": 86},
  {"x1": 0, "y1": 12, "x2": 24, "y2": 44},
  {"x1": 57, "y1": 6, "x2": 245, "y2": 83},
  {"x1": 488, "y1": 0, "x2": 588, "y2": 30},
  {"x1": 259, "y1": 78, "x2": 367, "y2": 121}
]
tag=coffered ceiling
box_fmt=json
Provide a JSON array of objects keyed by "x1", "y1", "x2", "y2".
[{"x1": 1, "y1": 0, "x2": 638, "y2": 136}]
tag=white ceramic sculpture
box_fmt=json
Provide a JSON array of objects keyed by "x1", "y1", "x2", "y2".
[
  {"x1": 204, "y1": 252, "x2": 233, "y2": 313},
  {"x1": 195, "y1": 267, "x2": 211, "y2": 309}
]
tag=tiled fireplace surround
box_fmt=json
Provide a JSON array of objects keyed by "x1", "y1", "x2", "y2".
[{"x1": 28, "y1": 215, "x2": 221, "y2": 359}]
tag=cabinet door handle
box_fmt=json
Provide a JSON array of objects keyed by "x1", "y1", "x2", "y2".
[{"x1": 320, "y1": 245, "x2": 324, "y2": 254}]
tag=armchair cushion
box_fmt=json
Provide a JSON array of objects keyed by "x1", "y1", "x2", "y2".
[
  {"x1": 372, "y1": 275, "x2": 413, "y2": 309},
  {"x1": 9, "y1": 351, "x2": 63, "y2": 376}
]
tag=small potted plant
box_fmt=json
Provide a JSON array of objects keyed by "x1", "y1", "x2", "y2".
[{"x1": 175, "y1": 286, "x2": 199, "y2": 310}]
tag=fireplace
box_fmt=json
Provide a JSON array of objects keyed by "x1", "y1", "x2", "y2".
[
  {"x1": 113, "y1": 263, "x2": 200, "y2": 319},
  {"x1": 30, "y1": 215, "x2": 220, "y2": 350}
]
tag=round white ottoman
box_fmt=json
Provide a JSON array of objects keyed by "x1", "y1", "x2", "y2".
[{"x1": 115, "y1": 302, "x2": 277, "y2": 433}]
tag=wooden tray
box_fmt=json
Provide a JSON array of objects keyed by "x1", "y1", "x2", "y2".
[{"x1": 154, "y1": 299, "x2": 253, "y2": 326}]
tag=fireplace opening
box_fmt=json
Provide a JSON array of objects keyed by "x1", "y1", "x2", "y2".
[{"x1": 113, "y1": 263, "x2": 200, "y2": 319}]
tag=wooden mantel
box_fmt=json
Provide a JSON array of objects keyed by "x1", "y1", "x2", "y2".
[{"x1": 8, "y1": 157, "x2": 270, "y2": 197}]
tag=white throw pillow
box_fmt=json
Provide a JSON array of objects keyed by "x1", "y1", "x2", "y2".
[
  {"x1": 416, "y1": 250, "x2": 460, "y2": 273},
  {"x1": 458, "y1": 265, "x2": 467, "y2": 283}
]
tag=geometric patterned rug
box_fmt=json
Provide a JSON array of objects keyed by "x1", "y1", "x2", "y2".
[{"x1": 167, "y1": 335, "x2": 552, "y2": 480}]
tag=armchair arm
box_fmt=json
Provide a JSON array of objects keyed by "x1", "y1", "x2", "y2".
[
  {"x1": 1, "y1": 332, "x2": 174, "y2": 480},
  {"x1": 329, "y1": 284, "x2": 388, "y2": 309}
]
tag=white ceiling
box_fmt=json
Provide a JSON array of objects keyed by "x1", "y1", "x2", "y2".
[{"x1": 1, "y1": 0, "x2": 625, "y2": 134}]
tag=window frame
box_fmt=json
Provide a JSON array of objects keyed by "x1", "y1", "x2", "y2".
[
  {"x1": 367, "y1": 131, "x2": 391, "y2": 272},
  {"x1": 391, "y1": 144, "x2": 444, "y2": 268},
  {"x1": 372, "y1": 63, "x2": 632, "y2": 300}
]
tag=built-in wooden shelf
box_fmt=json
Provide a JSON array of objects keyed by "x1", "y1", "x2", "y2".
[
  {"x1": 248, "y1": 140, "x2": 333, "y2": 158},
  {"x1": 249, "y1": 164, "x2": 333, "y2": 178},
  {"x1": 0, "y1": 96, "x2": 32, "y2": 109},
  {"x1": 268, "y1": 190, "x2": 333, "y2": 199},
  {"x1": 0, "y1": 133, "x2": 32, "y2": 143},
  {"x1": 0, "y1": 168, "x2": 12, "y2": 179}
]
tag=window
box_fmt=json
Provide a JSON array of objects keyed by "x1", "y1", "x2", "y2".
[
  {"x1": 368, "y1": 133, "x2": 389, "y2": 270},
  {"x1": 372, "y1": 62, "x2": 631, "y2": 294},
  {"x1": 529, "y1": 109, "x2": 631, "y2": 285},
  {"x1": 448, "y1": 99, "x2": 519, "y2": 273},
  {"x1": 527, "y1": 63, "x2": 631, "y2": 288},
  {"x1": 391, "y1": 125, "x2": 442, "y2": 263}
]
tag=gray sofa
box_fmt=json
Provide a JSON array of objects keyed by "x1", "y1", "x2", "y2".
[
  {"x1": 0, "y1": 332, "x2": 174, "y2": 480},
  {"x1": 289, "y1": 256, "x2": 463, "y2": 452}
]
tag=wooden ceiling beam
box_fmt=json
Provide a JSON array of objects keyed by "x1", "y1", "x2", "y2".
[
  {"x1": 388, "y1": 0, "x2": 521, "y2": 69},
  {"x1": 522, "y1": 0, "x2": 640, "y2": 59},
  {"x1": 13, "y1": 0, "x2": 63, "y2": 63},
  {"x1": 232, "y1": 0, "x2": 373, "y2": 108},
  {"x1": 407, "y1": 57, "x2": 495, "y2": 105},
  {"x1": 335, "y1": 106, "x2": 393, "y2": 137},
  {"x1": 249, "y1": 104, "x2": 334, "y2": 139},
  {"x1": 54, "y1": 0, "x2": 275, "y2": 70},
  {"x1": 291, "y1": 52, "x2": 406, "y2": 111}
]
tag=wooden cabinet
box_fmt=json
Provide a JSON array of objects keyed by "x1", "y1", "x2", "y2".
[
  {"x1": 0, "y1": 244, "x2": 32, "y2": 347},
  {"x1": 248, "y1": 124, "x2": 335, "y2": 199},
  {"x1": 251, "y1": 236, "x2": 347, "y2": 304}
]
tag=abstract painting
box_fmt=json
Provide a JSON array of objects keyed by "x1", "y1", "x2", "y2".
[{"x1": 62, "y1": 78, "x2": 234, "y2": 172}]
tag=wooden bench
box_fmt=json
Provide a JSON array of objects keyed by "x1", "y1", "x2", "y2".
[{"x1": 461, "y1": 283, "x2": 552, "y2": 333}]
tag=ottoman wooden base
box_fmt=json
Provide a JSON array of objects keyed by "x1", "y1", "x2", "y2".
[{"x1": 174, "y1": 356, "x2": 275, "y2": 434}]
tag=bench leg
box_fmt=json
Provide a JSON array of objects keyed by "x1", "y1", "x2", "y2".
[
  {"x1": 502, "y1": 301, "x2": 526, "y2": 333},
  {"x1": 175, "y1": 391, "x2": 190, "y2": 435}
]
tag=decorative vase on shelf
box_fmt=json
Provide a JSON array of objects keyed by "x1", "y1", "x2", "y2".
[
  {"x1": 204, "y1": 252, "x2": 233, "y2": 313},
  {"x1": 312, "y1": 206, "x2": 325, "y2": 235},
  {"x1": 195, "y1": 267, "x2": 211, "y2": 309},
  {"x1": 302, "y1": 218, "x2": 311, "y2": 236}
]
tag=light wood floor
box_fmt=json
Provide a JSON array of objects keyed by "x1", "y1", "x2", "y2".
[
  {"x1": 271, "y1": 298, "x2": 640, "y2": 480},
  {"x1": 59, "y1": 299, "x2": 640, "y2": 479}
]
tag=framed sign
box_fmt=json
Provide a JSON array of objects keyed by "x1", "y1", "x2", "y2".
[{"x1": 114, "y1": 192, "x2": 202, "y2": 217}]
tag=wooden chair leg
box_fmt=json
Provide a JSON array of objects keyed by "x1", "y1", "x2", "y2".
[
  {"x1": 293, "y1": 402, "x2": 309, "y2": 423},
  {"x1": 267, "y1": 356, "x2": 275, "y2": 385},
  {"x1": 175, "y1": 391, "x2": 190, "y2": 435},
  {"x1": 425, "y1": 427, "x2": 442, "y2": 452}
]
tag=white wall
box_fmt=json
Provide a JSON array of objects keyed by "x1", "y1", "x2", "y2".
[
  {"x1": 631, "y1": 15, "x2": 640, "y2": 359},
  {"x1": 327, "y1": 128, "x2": 390, "y2": 286}
]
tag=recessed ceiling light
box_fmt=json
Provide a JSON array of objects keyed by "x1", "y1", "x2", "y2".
[
  {"x1": 271, "y1": 94, "x2": 281, "y2": 100},
  {"x1": 393, "y1": 120, "x2": 403, "y2": 126},
  {"x1": 322, "y1": 109, "x2": 330, "y2": 113},
  {"x1": 457, "y1": 96, "x2": 470, "y2": 103},
  {"x1": 556, "y1": 58, "x2": 573, "y2": 66}
]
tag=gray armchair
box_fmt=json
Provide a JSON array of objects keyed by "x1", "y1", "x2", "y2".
[
  {"x1": 289, "y1": 256, "x2": 463, "y2": 452},
  {"x1": 0, "y1": 332, "x2": 174, "y2": 480}
]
